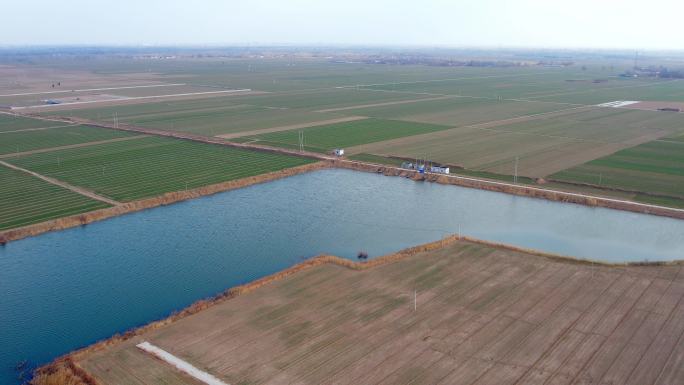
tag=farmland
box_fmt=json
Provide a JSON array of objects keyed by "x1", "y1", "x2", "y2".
[
  {"x1": 0, "y1": 165, "x2": 109, "y2": 230},
  {"x1": 57, "y1": 97, "x2": 351, "y2": 136},
  {"x1": 331, "y1": 96, "x2": 569, "y2": 126},
  {"x1": 361, "y1": 71, "x2": 684, "y2": 105},
  {"x1": 6, "y1": 136, "x2": 314, "y2": 202},
  {"x1": 0, "y1": 113, "x2": 70, "y2": 132},
  {"x1": 0, "y1": 124, "x2": 139, "y2": 156},
  {"x1": 551, "y1": 139, "x2": 684, "y2": 200},
  {"x1": 75, "y1": 240, "x2": 684, "y2": 385},
  {"x1": 0, "y1": 54, "x2": 683, "y2": 233},
  {"x1": 350, "y1": 107, "x2": 684, "y2": 177},
  {"x1": 232, "y1": 118, "x2": 452, "y2": 153}
]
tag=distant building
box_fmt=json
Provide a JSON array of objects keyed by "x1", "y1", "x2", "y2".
[
  {"x1": 333, "y1": 148, "x2": 345, "y2": 156},
  {"x1": 401, "y1": 162, "x2": 448, "y2": 174},
  {"x1": 430, "y1": 166, "x2": 450, "y2": 174}
]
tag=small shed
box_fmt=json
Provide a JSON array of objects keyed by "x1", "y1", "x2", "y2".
[
  {"x1": 430, "y1": 166, "x2": 450, "y2": 174},
  {"x1": 333, "y1": 148, "x2": 345, "y2": 156}
]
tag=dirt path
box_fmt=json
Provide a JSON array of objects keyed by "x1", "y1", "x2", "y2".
[
  {"x1": 0, "y1": 135, "x2": 148, "y2": 159},
  {"x1": 0, "y1": 160, "x2": 120, "y2": 205},
  {"x1": 0, "y1": 123, "x2": 79, "y2": 134},
  {"x1": 13, "y1": 89, "x2": 254, "y2": 111},
  {"x1": 137, "y1": 342, "x2": 229, "y2": 385},
  {"x1": 314, "y1": 96, "x2": 453, "y2": 113},
  {"x1": 0, "y1": 83, "x2": 186, "y2": 97},
  {"x1": 216, "y1": 116, "x2": 367, "y2": 139}
]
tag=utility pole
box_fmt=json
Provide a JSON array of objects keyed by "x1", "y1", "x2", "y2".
[
  {"x1": 514, "y1": 156, "x2": 519, "y2": 183},
  {"x1": 298, "y1": 131, "x2": 304, "y2": 153}
]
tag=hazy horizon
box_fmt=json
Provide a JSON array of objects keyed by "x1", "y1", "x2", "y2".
[{"x1": 2, "y1": 0, "x2": 682, "y2": 50}]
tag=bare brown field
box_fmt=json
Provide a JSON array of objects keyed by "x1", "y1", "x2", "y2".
[
  {"x1": 0, "y1": 64, "x2": 169, "y2": 95},
  {"x1": 69, "y1": 240, "x2": 684, "y2": 385}
]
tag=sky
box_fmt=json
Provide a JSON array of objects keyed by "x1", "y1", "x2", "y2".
[{"x1": 1, "y1": 0, "x2": 682, "y2": 50}]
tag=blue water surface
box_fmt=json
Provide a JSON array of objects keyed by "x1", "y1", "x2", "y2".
[{"x1": 1, "y1": 168, "x2": 683, "y2": 384}]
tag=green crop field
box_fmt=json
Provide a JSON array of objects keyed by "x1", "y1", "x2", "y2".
[
  {"x1": 7, "y1": 137, "x2": 314, "y2": 202},
  {"x1": 334, "y1": 97, "x2": 570, "y2": 126},
  {"x1": 0, "y1": 114, "x2": 66, "y2": 132},
  {"x1": 231, "y1": 88, "x2": 436, "y2": 110},
  {"x1": 0, "y1": 165, "x2": 109, "y2": 230},
  {"x1": 550, "y1": 139, "x2": 684, "y2": 199},
  {"x1": 530, "y1": 79, "x2": 684, "y2": 104},
  {"x1": 232, "y1": 118, "x2": 451, "y2": 153},
  {"x1": 350, "y1": 107, "x2": 684, "y2": 177},
  {"x1": 361, "y1": 71, "x2": 656, "y2": 102},
  {"x1": 0, "y1": 124, "x2": 139, "y2": 155},
  {"x1": 59, "y1": 99, "x2": 348, "y2": 136}
]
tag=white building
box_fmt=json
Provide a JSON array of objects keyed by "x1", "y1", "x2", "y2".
[{"x1": 430, "y1": 166, "x2": 450, "y2": 174}]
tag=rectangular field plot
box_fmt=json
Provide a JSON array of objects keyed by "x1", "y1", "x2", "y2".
[
  {"x1": 0, "y1": 114, "x2": 67, "y2": 133},
  {"x1": 1, "y1": 84, "x2": 230, "y2": 108},
  {"x1": 550, "y1": 139, "x2": 684, "y2": 199},
  {"x1": 0, "y1": 124, "x2": 139, "y2": 156},
  {"x1": 76, "y1": 242, "x2": 684, "y2": 385},
  {"x1": 351, "y1": 107, "x2": 684, "y2": 177},
  {"x1": 0, "y1": 165, "x2": 109, "y2": 230},
  {"x1": 231, "y1": 88, "x2": 438, "y2": 110},
  {"x1": 54, "y1": 97, "x2": 350, "y2": 136},
  {"x1": 233, "y1": 118, "x2": 451, "y2": 153},
  {"x1": 362, "y1": 70, "x2": 658, "y2": 102},
  {"x1": 335, "y1": 97, "x2": 570, "y2": 126},
  {"x1": 7, "y1": 137, "x2": 314, "y2": 202},
  {"x1": 531, "y1": 79, "x2": 684, "y2": 104}
]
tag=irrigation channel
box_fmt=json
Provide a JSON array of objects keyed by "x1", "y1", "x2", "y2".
[{"x1": 2, "y1": 168, "x2": 684, "y2": 384}]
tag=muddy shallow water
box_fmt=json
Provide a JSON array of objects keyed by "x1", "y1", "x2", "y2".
[{"x1": 1, "y1": 168, "x2": 683, "y2": 384}]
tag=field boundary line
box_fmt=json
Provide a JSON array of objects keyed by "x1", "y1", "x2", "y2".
[
  {"x1": 11, "y1": 89, "x2": 253, "y2": 110},
  {"x1": 523, "y1": 79, "x2": 683, "y2": 101},
  {"x1": 136, "y1": 341, "x2": 230, "y2": 385},
  {"x1": 314, "y1": 95, "x2": 454, "y2": 112},
  {"x1": 0, "y1": 160, "x2": 120, "y2": 206},
  {"x1": 345, "y1": 104, "x2": 592, "y2": 151},
  {"x1": 0, "y1": 83, "x2": 187, "y2": 97},
  {"x1": 215, "y1": 116, "x2": 368, "y2": 139},
  {"x1": 335, "y1": 71, "x2": 558, "y2": 88},
  {"x1": 0, "y1": 123, "x2": 79, "y2": 134},
  {"x1": 0, "y1": 135, "x2": 149, "y2": 159},
  {"x1": 359, "y1": 86, "x2": 585, "y2": 107}
]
